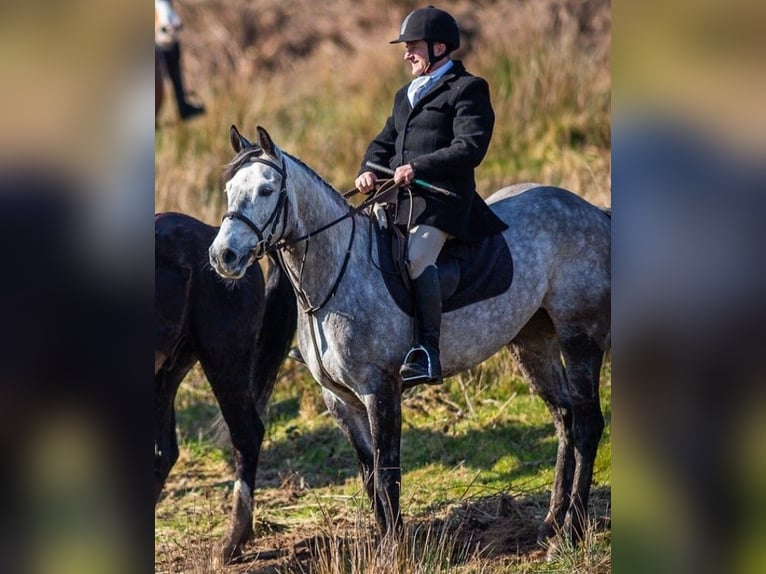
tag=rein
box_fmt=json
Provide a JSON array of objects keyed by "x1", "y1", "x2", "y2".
[
  {"x1": 282, "y1": 178, "x2": 399, "y2": 314},
  {"x1": 288, "y1": 178, "x2": 399, "y2": 244}
]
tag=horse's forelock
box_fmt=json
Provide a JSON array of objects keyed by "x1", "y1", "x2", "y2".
[
  {"x1": 223, "y1": 147, "x2": 348, "y2": 210},
  {"x1": 222, "y1": 146, "x2": 264, "y2": 184}
]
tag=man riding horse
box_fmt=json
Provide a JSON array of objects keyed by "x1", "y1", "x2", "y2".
[{"x1": 355, "y1": 6, "x2": 507, "y2": 387}]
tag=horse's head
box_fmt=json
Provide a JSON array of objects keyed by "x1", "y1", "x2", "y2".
[{"x1": 209, "y1": 125, "x2": 290, "y2": 279}]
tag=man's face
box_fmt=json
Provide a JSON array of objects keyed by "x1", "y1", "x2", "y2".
[{"x1": 403, "y1": 40, "x2": 446, "y2": 76}]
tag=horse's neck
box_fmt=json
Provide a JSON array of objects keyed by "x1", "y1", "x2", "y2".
[{"x1": 281, "y1": 157, "x2": 367, "y2": 308}]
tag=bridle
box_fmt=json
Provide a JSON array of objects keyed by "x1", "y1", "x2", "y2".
[{"x1": 222, "y1": 156, "x2": 290, "y2": 257}]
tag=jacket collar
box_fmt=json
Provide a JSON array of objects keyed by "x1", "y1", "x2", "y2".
[{"x1": 410, "y1": 60, "x2": 466, "y2": 109}]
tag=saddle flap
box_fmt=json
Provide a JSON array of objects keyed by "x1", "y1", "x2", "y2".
[{"x1": 372, "y1": 214, "x2": 513, "y2": 316}]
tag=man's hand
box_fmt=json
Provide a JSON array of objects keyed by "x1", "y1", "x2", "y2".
[
  {"x1": 394, "y1": 164, "x2": 415, "y2": 187},
  {"x1": 355, "y1": 171, "x2": 378, "y2": 194}
]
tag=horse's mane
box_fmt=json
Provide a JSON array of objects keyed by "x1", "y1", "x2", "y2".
[{"x1": 284, "y1": 153, "x2": 350, "y2": 209}]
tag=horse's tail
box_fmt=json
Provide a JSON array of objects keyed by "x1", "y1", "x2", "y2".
[{"x1": 250, "y1": 254, "x2": 298, "y2": 413}]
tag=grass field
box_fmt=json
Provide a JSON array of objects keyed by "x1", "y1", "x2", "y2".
[
  {"x1": 155, "y1": 357, "x2": 611, "y2": 573},
  {"x1": 155, "y1": 1, "x2": 611, "y2": 571}
]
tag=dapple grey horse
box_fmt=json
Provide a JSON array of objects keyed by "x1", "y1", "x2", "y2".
[{"x1": 209, "y1": 125, "x2": 610, "y2": 554}]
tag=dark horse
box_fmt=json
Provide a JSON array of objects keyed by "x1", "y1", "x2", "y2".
[{"x1": 155, "y1": 212, "x2": 296, "y2": 561}]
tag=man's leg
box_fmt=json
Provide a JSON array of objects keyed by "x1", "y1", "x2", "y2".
[{"x1": 400, "y1": 225, "x2": 448, "y2": 387}]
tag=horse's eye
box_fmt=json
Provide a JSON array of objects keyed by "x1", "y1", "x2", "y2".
[{"x1": 259, "y1": 186, "x2": 274, "y2": 197}]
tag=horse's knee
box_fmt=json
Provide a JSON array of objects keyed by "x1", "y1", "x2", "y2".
[{"x1": 572, "y1": 401, "x2": 604, "y2": 452}]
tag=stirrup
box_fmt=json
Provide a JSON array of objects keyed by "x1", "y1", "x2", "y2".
[{"x1": 400, "y1": 345, "x2": 441, "y2": 384}]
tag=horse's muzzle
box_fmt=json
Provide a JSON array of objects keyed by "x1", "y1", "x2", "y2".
[{"x1": 209, "y1": 246, "x2": 250, "y2": 279}]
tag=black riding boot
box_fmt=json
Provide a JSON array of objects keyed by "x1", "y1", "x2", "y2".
[
  {"x1": 400, "y1": 265, "x2": 443, "y2": 388},
  {"x1": 162, "y1": 42, "x2": 205, "y2": 120}
]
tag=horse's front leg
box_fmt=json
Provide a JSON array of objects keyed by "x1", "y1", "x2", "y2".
[
  {"x1": 324, "y1": 382, "x2": 402, "y2": 535},
  {"x1": 322, "y1": 390, "x2": 379, "y2": 518},
  {"x1": 364, "y1": 379, "x2": 403, "y2": 536},
  {"x1": 206, "y1": 374, "x2": 265, "y2": 564}
]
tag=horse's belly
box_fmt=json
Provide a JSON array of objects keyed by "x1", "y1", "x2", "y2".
[{"x1": 440, "y1": 291, "x2": 538, "y2": 375}]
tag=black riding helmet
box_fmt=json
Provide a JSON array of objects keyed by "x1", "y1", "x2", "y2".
[{"x1": 390, "y1": 6, "x2": 460, "y2": 72}]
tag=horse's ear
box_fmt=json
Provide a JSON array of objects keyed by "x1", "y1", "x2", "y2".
[
  {"x1": 256, "y1": 126, "x2": 278, "y2": 158},
  {"x1": 230, "y1": 125, "x2": 252, "y2": 153}
]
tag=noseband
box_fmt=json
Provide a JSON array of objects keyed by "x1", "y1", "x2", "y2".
[{"x1": 222, "y1": 156, "x2": 289, "y2": 254}]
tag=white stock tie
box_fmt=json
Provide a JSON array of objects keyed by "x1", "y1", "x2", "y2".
[{"x1": 407, "y1": 75, "x2": 432, "y2": 107}]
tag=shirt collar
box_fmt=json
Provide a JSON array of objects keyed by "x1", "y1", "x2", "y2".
[{"x1": 425, "y1": 58, "x2": 454, "y2": 82}]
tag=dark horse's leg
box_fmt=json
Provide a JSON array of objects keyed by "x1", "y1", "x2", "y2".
[
  {"x1": 154, "y1": 354, "x2": 196, "y2": 503},
  {"x1": 199, "y1": 259, "x2": 296, "y2": 564},
  {"x1": 508, "y1": 310, "x2": 575, "y2": 546},
  {"x1": 203, "y1": 367, "x2": 264, "y2": 563}
]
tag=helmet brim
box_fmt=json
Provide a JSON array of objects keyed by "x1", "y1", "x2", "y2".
[{"x1": 389, "y1": 35, "x2": 421, "y2": 44}]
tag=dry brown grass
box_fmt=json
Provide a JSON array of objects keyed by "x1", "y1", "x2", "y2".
[{"x1": 156, "y1": 0, "x2": 610, "y2": 220}]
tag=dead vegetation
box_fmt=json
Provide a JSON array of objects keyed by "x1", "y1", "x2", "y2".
[{"x1": 155, "y1": 1, "x2": 611, "y2": 571}]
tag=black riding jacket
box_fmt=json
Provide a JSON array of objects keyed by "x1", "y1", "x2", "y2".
[{"x1": 359, "y1": 60, "x2": 508, "y2": 242}]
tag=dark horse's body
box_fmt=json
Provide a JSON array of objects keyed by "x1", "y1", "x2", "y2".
[{"x1": 154, "y1": 212, "x2": 296, "y2": 560}]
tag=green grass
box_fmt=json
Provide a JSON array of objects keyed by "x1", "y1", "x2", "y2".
[{"x1": 155, "y1": 351, "x2": 611, "y2": 572}]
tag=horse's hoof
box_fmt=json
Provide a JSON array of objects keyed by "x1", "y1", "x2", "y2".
[
  {"x1": 544, "y1": 538, "x2": 562, "y2": 562},
  {"x1": 220, "y1": 541, "x2": 242, "y2": 565}
]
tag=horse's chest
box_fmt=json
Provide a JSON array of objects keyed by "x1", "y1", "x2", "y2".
[{"x1": 296, "y1": 310, "x2": 397, "y2": 384}]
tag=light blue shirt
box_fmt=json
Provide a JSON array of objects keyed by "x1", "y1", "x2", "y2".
[{"x1": 407, "y1": 59, "x2": 454, "y2": 107}]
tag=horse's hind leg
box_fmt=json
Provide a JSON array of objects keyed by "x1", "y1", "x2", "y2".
[
  {"x1": 154, "y1": 360, "x2": 193, "y2": 503},
  {"x1": 558, "y1": 330, "x2": 605, "y2": 542},
  {"x1": 508, "y1": 310, "x2": 575, "y2": 545}
]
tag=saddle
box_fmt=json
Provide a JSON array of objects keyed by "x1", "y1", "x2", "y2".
[{"x1": 371, "y1": 207, "x2": 513, "y2": 316}]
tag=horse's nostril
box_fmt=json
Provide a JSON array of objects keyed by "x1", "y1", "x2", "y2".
[{"x1": 222, "y1": 248, "x2": 237, "y2": 265}]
